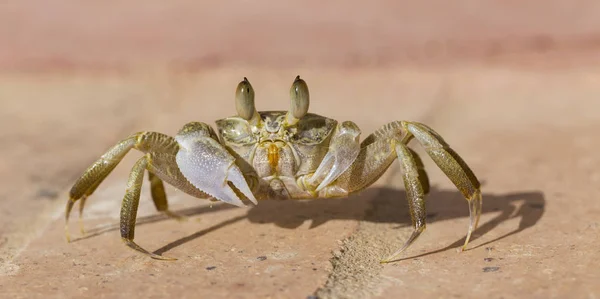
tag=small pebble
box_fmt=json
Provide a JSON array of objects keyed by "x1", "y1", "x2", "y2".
[
  {"x1": 206, "y1": 266, "x2": 217, "y2": 270},
  {"x1": 483, "y1": 266, "x2": 500, "y2": 273},
  {"x1": 484, "y1": 258, "x2": 494, "y2": 262},
  {"x1": 257, "y1": 256, "x2": 267, "y2": 261}
]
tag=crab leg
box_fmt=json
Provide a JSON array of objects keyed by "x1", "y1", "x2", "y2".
[
  {"x1": 327, "y1": 121, "x2": 481, "y2": 262},
  {"x1": 147, "y1": 171, "x2": 186, "y2": 220},
  {"x1": 403, "y1": 121, "x2": 482, "y2": 251},
  {"x1": 120, "y1": 156, "x2": 176, "y2": 260},
  {"x1": 66, "y1": 135, "x2": 137, "y2": 241},
  {"x1": 74, "y1": 174, "x2": 107, "y2": 234},
  {"x1": 383, "y1": 143, "x2": 428, "y2": 263},
  {"x1": 65, "y1": 132, "x2": 206, "y2": 242}
]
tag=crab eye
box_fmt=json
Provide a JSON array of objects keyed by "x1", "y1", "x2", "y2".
[
  {"x1": 289, "y1": 75, "x2": 309, "y2": 119},
  {"x1": 235, "y1": 77, "x2": 256, "y2": 121}
]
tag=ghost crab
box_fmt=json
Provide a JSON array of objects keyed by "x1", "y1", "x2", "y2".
[{"x1": 65, "y1": 76, "x2": 482, "y2": 263}]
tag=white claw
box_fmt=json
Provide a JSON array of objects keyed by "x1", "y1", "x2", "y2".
[
  {"x1": 314, "y1": 141, "x2": 359, "y2": 191},
  {"x1": 175, "y1": 134, "x2": 257, "y2": 207},
  {"x1": 226, "y1": 164, "x2": 258, "y2": 205},
  {"x1": 311, "y1": 121, "x2": 361, "y2": 192},
  {"x1": 312, "y1": 152, "x2": 335, "y2": 191}
]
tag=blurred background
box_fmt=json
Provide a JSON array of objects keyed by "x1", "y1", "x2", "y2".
[
  {"x1": 3, "y1": 0, "x2": 600, "y2": 69},
  {"x1": 1, "y1": 1, "x2": 599, "y2": 298}
]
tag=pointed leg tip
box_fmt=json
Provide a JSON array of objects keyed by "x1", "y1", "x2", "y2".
[
  {"x1": 384, "y1": 228, "x2": 423, "y2": 264},
  {"x1": 380, "y1": 254, "x2": 404, "y2": 264},
  {"x1": 462, "y1": 191, "x2": 482, "y2": 251},
  {"x1": 64, "y1": 225, "x2": 72, "y2": 243},
  {"x1": 381, "y1": 250, "x2": 404, "y2": 264},
  {"x1": 150, "y1": 254, "x2": 178, "y2": 261},
  {"x1": 122, "y1": 238, "x2": 178, "y2": 261},
  {"x1": 462, "y1": 232, "x2": 474, "y2": 252},
  {"x1": 65, "y1": 198, "x2": 75, "y2": 219}
]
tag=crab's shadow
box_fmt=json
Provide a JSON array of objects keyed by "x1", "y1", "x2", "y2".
[{"x1": 78, "y1": 186, "x2": 545, "y2": 258}]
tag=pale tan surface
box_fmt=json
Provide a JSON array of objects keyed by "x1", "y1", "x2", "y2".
[{"x1": 1, "y1": 1, "x2": 600, "y2": 299}]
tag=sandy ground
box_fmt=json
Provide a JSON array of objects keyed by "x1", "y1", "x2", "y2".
[{"x1": 1, "y1": 1, "x2": 600, "y2": 298}]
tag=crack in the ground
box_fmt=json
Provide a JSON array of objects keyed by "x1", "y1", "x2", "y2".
[
  {"x1": 312, "y1": 91, "x2": 450, "y2": 299},
  {"x1": 313, "y1": 173, "x2": 409, "y2": 299}
]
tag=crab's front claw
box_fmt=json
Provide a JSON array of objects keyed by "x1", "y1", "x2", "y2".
[
  {"x1": 175, "y1": 122, "x2": 257, "y2": 207},
  {"x1": 309, "y1": 121, "x2": 361, "y2": 191}
]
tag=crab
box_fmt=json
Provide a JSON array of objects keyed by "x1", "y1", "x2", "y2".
[{"x1": 65, "y1": 76, "x2": 482, "y2": 263}]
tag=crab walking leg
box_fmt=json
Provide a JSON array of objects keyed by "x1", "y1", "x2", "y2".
[
  {"x1": 403, "y1": 121, "x2": 482, "y2": 251},
  {"x1": 327, "y1": 120, "x2": 480, "y2": 260},
  {"x1": 147, "y1": 171, "x2": 186, "y2": 221},
  {"x1": 76, "y1": 177, "x2": 106, "y2": 234},
  {"x1": 328, "y1": 121, "x2": 408, "y2": 194},
  {"x1": 381, "y1": 143, "x2": 428, "y2": 263},
  {"x1": 66, "y1": 136, "x2": 137, "y2": 241},
  {"x1": 120, "y1": 156, "x2": 175, "y2": 260},
  {"x1": 66, "y1": 132, "x2": 192, "y2": 242}
]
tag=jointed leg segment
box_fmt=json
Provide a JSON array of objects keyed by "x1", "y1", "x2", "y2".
[
  {"x1": 331, "y1": 121, "x2": 482, "y2": 263},
  {"x1": 65, "y1": 131, "x2": 206, "y2": 258},
  {"x1": 147, "y1": 171, "x2": 186, "y2": 221},
  {"x1": 120, "y1": 156, "x2": 175, "y2": 260},
  {"x1": 66, "y1": 123, "x2": 257, "y2": 260},
  {"x1": 385, "y1": 142, "x2": 428, "y2": 262},
  {"x1": 66, "y1": 135, "x2": 138, "y2": 241},
  {"x1": 404, "y1": 122, "x2": 482, "y2": 253}
]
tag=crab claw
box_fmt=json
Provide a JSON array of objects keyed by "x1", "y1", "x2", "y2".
[
  {"x1": 310, "y1": 121, "x2": 361, "y2": 191},
  {"x1": 175, "y1": 123, "x2": 257, "y2": 207}
]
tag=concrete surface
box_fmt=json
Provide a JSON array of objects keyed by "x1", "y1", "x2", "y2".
[{"x1": 1, "y1": 1, "x2": 600, "y2": 299}]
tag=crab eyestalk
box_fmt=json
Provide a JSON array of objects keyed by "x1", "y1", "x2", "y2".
[
  {"x1": 235, "y1": 77, "x2": 260, "y2": 124},
  {"x1": 285, "y1": 75, "x2": 309, "y2": 126}
]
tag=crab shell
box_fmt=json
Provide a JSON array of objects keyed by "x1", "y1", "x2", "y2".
[{"x1": 216, "y1": 111, "x2": 338, "y2": 200}]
